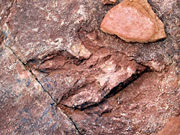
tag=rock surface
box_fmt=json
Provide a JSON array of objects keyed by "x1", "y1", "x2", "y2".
[
  {"x1": 32, "y1": 47, "x2": 145, "y2": 109},
  {"x1": 157, "y1": 115, "x2": 180, "y2": 135},
  {"x1": 0, "y1": 46, "x2": 77, "y2": 134},
  {"x1": 0, "y1": 0, "x2": 179, "y2": 134},
  {"x1": 60, "y1": 66, "x2": 180, "y2": 134},
  {"x1": 0, "y1": 0, "x2": 14, "y2": 27},
  {"x1": 101, "y1": 0, "x2": 166, "y2": 43}
]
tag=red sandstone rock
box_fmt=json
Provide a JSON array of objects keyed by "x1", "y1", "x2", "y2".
[
  {"x1": 0, "y1": 46, "x2": 77, "y2": 134},
  {"x1": 0, "y1": 0, "x2": 179, "y2": 134},
  {"x1": 101, "y1": 0, "x2": 166, "y2": 43},
  {"x1": 0, "y1": 0, "x2": 14, "y2": 27},
  {"x1": 60, "y1": 66, "x2": 180, "y2": 134},
  {"x1": 3, "y1": 0, "x2": 176, "y2": 72},
  {"x1": 157, "y1": 116, "x2": 180, "y2": 135},
  {"x1": 33, "y1": 47, "x2": 145, "y2": 109},
  {"x1": 102, "y1": 0, "x2": 116, "y2": 5}
]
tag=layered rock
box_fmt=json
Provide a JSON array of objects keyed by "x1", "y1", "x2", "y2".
[
  {"x1": 0, "y1": 0, "x2": 179, "y2": 134},
  {"x1": 60, "y1": 66, "x2": 180, "y2": 134},
  {"x1": 101, "y1": 0, "x2": 166, "y2": 43},
  {"x1": 32, "y1": 46, "x2": 145, "y2": 109}
]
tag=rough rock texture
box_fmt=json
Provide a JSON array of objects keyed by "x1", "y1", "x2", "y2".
[
  {"x1": 102, "y1": 0, "x2": 117, "y2": 5},
  {"x1": 157, "y1": 115, "x2": 180, "y2": 135},
  {"x1": 60, "y1": 66, "x2": 180, "y2": 134},
  {"x1": 0, "y1": 46, "x2": 77, "y2": 134},
  {"x1": 0, "y1": 0, "x2": 180, "y2": 134},
  {"x1": 0, "y1": 0, "x2": 14, "y2": 27},
  {"x1": 101, "y1": 0, "x2": 167, "y2": 43},
  {"x1": 32, "y1": 47, "x2": 145, "y2": 109},
  {"x1": 3, "y1": 0, "x2": 179, "y2": 71}
]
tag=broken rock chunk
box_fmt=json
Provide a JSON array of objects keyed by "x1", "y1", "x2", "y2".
[
  {"x1": 102, "y1": 0, "x2": 116, "y2": 5},
  {"x1": 100, "y1": 0, "x2": 166, "y2": 43}
]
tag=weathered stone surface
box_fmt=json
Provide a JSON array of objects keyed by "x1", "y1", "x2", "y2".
[
  {"x1": 4, "y1": 0, "x2": 98, "y2": 63},
  {"x1": 101, "y1": 0, "x2": 166, "y2": 43},
  {"x1": 3, "y1": 0, "x2": 179, "y2": 71},
  {"x1": 0, "y1": 46, "x2": 77, "y2": 134},
  {"x1": 0, "y1": 0, "x2": 14, "y2": 27},
  {"x1": 102, "y1": 0, "x2": 116, "y2": 5},
  {"x1": 0, "y1": 0, "x2": 179, "y2": 134},
  {"x1": 157, "y1": 115, "x2": 180, "y2": 135},
  {"x1": 60, "y1": 65, "x2": 180, "y2": 134},
  {"x1": 32, "y1": 46, "x2": 145, "y2": 109},
  {"x1": 2, "y1": 0, "x2": 147, "y2": 109}
]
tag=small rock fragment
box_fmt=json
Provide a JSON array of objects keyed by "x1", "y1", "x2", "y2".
[
  {"x1": 100, "y1": 0, "x2": 166, "y2": 43},
  {"x1": 70, "y1": 44, "x2": 92, "y2": 59},
  {"x1": 102, "y1": 0, "x2": 116, "y2": 5}
]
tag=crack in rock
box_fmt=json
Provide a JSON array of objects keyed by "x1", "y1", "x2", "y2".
[
  {"x1": 27, "y1": 44, "x2": 146, "y2": 110},
  {"x1": 0, "y1": 44, "x2": 78, "y2": 134},
  {"x1": 1, "y1": 0, "x2": 179, "y2": 134},
  {"x1": 4, "y1": 44, "x2": 81, "y2": 135}
]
